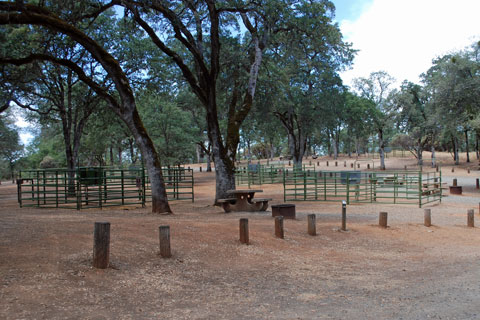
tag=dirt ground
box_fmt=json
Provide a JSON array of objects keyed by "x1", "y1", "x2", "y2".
[{"x1": 1, "y1": 153, "x2": 480, "y2": 319}]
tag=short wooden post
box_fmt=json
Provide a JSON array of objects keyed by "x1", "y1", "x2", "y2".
[
  {"x1": 159, "y1": 225, "x2": 172, "y2": 257},
  {"x1": 468, "y1": 168, "x2": 471, "y2": 174},
  {"x1": 344, "y1": 161, "x2": 346, "y2": 167},
  {"x1": 379, "y1": 212, "x2": 388, "y2": 228},
  {"x1": 326, "y1": 161, "x2": 329, "y2": 167},
  {"x1": 453, "y1": 178, "x2": 457, "y2": 187},
  {"x1": 93, "y1": 222, "x2": 110, "y2": 269},
  {"x1": 335, "y1": 161, "x2": 338, "y2": 167},
  {"x1": 275, "y1": 216, "x2": 284, "y2": 239},
  {"x1": 436, "y1": 165, "x2": 439, "y2": 172},
  {"x1": 476, "y1": 178, "x2": 479, "y2": 189},
  {"x1": 239, "y1": 218, "x2": 249, "y2": 244},
  {"x1": 307, "y1": 214, "x2": 316, "y2": 236},
  {"x1": 199, "y1": 166, "x2": 202, "y2": 172},
  {"x1": 350, "y1": 163, "x2": 353, "y2": 168},
  {"x1": 367, "y1": 164, "x2": 370, "y2": 169},
  {"x1": 404, "y1": 165, "x2": 407, "y2": 171},
  {"x1": 288, "y1": 160, "x2": 291, "y2": 166},
  {"x1": 341, "y1": 201, "x2": 346, "y2": 231},
  {"x1": 467, "y1": 209, "x2": 474, "y2": 228},
  {"x1": 357, "y1": 163, "x2": 360, "y2": 168},
  {"x1": 309, "y1": 160, "x2": 312, "y2": 165},
  {"x1": 424, "y1": 209, "x2": 431, "y2": 227},
  {"x1": 451, "y1": 167, "x2": 454, "y2": 173},
  {"x1": 317, "y1": 161, "x2": 319, "y2": 166}
]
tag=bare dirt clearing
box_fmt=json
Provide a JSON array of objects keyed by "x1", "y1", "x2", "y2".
[{"x1": 1, "y1": 155, "x2": 480, "y2": 319}]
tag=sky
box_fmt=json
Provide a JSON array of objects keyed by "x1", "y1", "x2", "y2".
[{"x1": 333, "y1": 0, "x2": 480, "y2": 88}]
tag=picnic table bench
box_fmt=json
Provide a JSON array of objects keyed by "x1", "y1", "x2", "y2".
[{"x1": 218, "y1": 189, "x2": 272, "y2": 213}]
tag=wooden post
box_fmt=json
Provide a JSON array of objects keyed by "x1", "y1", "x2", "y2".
[
  {"x1": 289, "y1": 160, "x2": 291, "y2": 166},
  {"x1": 275, "y1": 216, "x2": 284, "y2": 239},
  {"x1": 468, "y1": 168, "x2": 471, "y2": 174},
  {"x1": 451, "y1": 167, "x2": 454, "y2": 173},
  {"x1": 326, "y1": 161, "x2": 329, "y2": 167},
  {"x1": 404, "y1": 165, "x2": 407, "y2": 171},
  {"x1": 199, "y1": 166, "x2": 202, "y2": 172},
  {"x1": 344, "y1": 161, "x2": 346, "y2": 167},
  {"x1": 335, "y1": 161, "x2": 338, "y2": 167},
  {"x1": 379, "y1": 212, "x2": 388, "y2": 228},
  {"x1": 341, "y1": 201, "x2": 346, "y2": 231},
  {"x1": 453, "y1": 178, "x2": 457, "y2": 187},
  {"x1": 436, "y1": 165, "x2": 439, "y2": 172},
  {"x1": 309, "y1": 160, "x2": 312, "y2": 166},
  {"x1": 307, "y1": 214, "x2": 316, "y2": 236},
  {"x1": 476, "y1": 178, "x2": 479, "y2": 189},
  {"x1": 239, "y1": 218, "x2": 249, "y2": 244},
  {"x1": 367, "y1": 164, "x2": 370, "y2": 169},
  {"x1": 357, "y1": 163, "x2": 360, "y2": 169},
  {"x1": 424, "y1": 208, "x2": 431, "y2": 227},
  {"x1": 351, "y1": 163, "x2": 353, "y2": 168},
  {"x1": 93, "y1": 222, "x2": 110, "y2": 269},
  {"x1": 317, "y1": 161, "x2": 320, "y2": 166},
  {"x1": 467, "y1": 209, "x2": 474, "y2": 228},
  {"x1": 159, "y1": 226, "x2": 172, "y2": 258}
]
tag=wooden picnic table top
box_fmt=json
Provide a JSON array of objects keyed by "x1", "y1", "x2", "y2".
[{"x1": 226, "y1": 189, "x2": 263, "y2": 194}]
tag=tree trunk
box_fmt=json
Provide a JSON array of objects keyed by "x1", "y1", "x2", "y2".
[
  {"x1": 378, "y1": 129, "x2": 386, "y2": 170},
  {"x1": 124, "y1": 110, "x2": 171, "y2": 213},
  {"x1": 465, "y1": 129, "x2": 470, "y2": 163},
  {"x1": 206, "y1": 153, "x2": 212, "y2": 172},
  {"x1": 452, "y1": 135, "x2": 459, "y2": 165},
  {"x1": 476, "y1": 130, "x2": 479, "y2": 160},
  {"x1": 431, "y1": 145, "x2": 436, "y2": 168},
  {"x1": 417, "y1": 138, "x2": 423, "y2": 166}
]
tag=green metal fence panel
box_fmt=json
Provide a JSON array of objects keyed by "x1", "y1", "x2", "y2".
[
  {"x1": 17, "y1": 166, "x2": 194, "y2": 210},
  {"x1": 283, "y1": 170, "x2": 441, "y2": 207}
]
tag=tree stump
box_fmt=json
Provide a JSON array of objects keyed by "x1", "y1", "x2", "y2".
[
  {"x1": 93, "y1": 222, "x2": 110, "y2": 269},
  {"x1": 275, "y1": 216, "x2": 284, "y2": 239},
  {"x1": 239, "y1": 218, "x2": 249, "y2": 244},
  {"x1": 159, "y1": 225, "x2": 172, "y2": 258},
  {"x1": 379, "y1": 212, "x2": 388, "y2": 228},
  {"x1": 307, "y1": 214, "x2": 316, "y2": 236},
  {"x1": 424, "y1": 209, "x2": 431, "y2": 227}
]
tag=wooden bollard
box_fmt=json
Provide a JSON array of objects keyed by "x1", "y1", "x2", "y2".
[
  {"x1": 317, "y1": 161, "x2": 320, "y2": 166},
  {"x1": 199, "y1": 166, "x2": 202, "y2": 172},
  {"x1": 341, "y1": 201, "x2": 347, "y2": 231},
  {"x1": 239, "y1": 218, "x2": 249, "y2": 244},
  {"x1": 367, "y1": 164, "x2": 370, "y2": 169},
  {"x1": 275, "y1": 216, "x2": 284, "y2": 239},
  {"x1": 350, "y1": 163, "x2": 353, "y2": 168},
  {"x1": 335, "y1": 161, "x2": 338, "y2": 167},
  {"x1": 307, "y1": 214, "x2": 316, "y2": 236},
  {"x1": 451, "y1": 167, "x2": 454, "y2": 173},
  {"x1": 309, "y1": 160, "x2": 312, "y2": 166},
  {"x1": 404, "y1": 165, "x2": 407, "y2": 171},
  {"x1": 453, "y1": 178, "x2": 457, "y2": 187},
  {"x1": 288, "y1": 161, "x2": 291, "y2": 166},
  {"x1": 424, "y1": 209, "x2": 431, "y2": 227},
  {"x1": 344, "y1": 161, "x2": 346, "y2": 167},
  {"x1": 476, "y1": 178, "x2": 479, "y2": 189},
  {"x1": 468, "y1": 168, "x2": 471, "y2": 174},
  {"x1": 326, "y1": 161, "x2": 329, "y2": 167},
  {"x1": 379, "y1": 212, "x2": 388, "y2": 228},
  {"x1": 357, "y1": 163, "x2": 360, "y2": 168},
  {"x1": 93, "y1": 222, "x2": 110, "y2": 269},
  {"x1": 158, "y1": 226, "x2": 172, "y2": 258},
  {"x1": 467, "y1": 209, "x2": 474, "y2": 228},
  {"x1": 436, "y1": 165, "x2": 439, "y2": 172}
]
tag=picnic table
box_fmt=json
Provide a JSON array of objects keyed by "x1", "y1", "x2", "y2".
[{"x1": 217, "y1": 189, "x2": 272, "y2": 213}]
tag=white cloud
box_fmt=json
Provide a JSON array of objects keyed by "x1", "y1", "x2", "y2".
[{"x1": 340, "y1": 0, "x2": 480, "y2": 88}]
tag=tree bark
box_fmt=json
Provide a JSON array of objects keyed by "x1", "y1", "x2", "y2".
[
  {"x1": 465, "y1": 129, "x2": 470, "y2": 163},
  {"x1": 378, "y1": 128, "x2": 386, "y2": 170}
]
